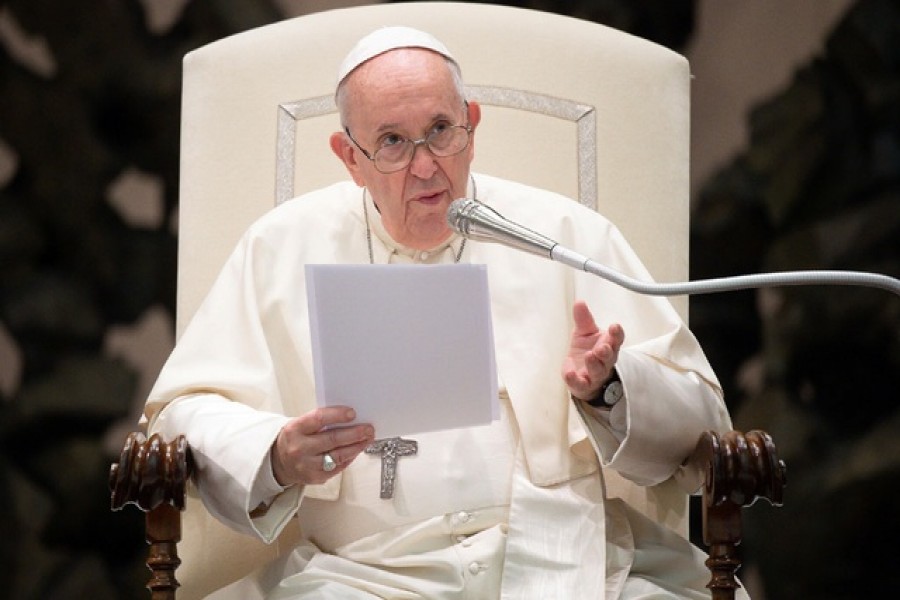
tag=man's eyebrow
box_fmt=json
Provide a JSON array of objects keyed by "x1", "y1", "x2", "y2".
[
  {"x1": 373, "y1": 112, "x2": 457, "y2": 136},
  {"x1": 374, "y1": 122, "x2": 402, "y2": 135}
]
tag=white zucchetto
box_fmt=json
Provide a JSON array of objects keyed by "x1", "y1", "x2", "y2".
[{"x1": 336, "y1": 26, "x2": 458, "y2": 85}]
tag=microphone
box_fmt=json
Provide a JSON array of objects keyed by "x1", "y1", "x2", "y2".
[
  {"x1": 446, "y1": 198, "x2": 900, "y2": 298},
  {"x1": 446, "y1": 196, "x2": 557, "y2": 259}
]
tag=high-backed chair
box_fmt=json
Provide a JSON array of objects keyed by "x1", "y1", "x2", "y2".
[{"x1": 109, "y1": 3, "x2": 785, "y2": 599}]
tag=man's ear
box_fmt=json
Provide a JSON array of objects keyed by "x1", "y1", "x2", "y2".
[
  {"x1": 467, "y1": 100, "x2": 482, "y2": 130},
  {"x1": 330, "y1": 131, "x2": 366, "y2": 187},
  {"x1": 465, "y1": 101, "x2": 482, "y2": 162}
]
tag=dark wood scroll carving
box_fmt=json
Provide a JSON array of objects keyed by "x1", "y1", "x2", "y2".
[
  {"x1": 110, "y1": 432, "x2": 193, "y2": 600},
  {"x1": 696, "y1": 430, "x2": 786, "y2": 600}
]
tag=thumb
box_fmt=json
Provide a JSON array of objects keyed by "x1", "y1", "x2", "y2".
[{"x1": 572, "y1": 300, "x2": 599, "y2": 336}]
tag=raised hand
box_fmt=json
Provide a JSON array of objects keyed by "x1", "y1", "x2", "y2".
[{"x1": 561, "y1": 300, "x2": 625, "y2": 402}]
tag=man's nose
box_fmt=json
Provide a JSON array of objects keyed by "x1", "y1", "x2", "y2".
[{"x1": 407, "y1": 140, "x2": 438, "y2": 179}]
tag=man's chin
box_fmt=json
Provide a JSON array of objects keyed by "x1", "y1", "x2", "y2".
[{"x1": 405, "y1": 226, "x2": 454, "y2": 251}]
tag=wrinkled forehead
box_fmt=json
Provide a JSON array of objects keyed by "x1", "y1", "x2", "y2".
[
  {"x1": 336, "y1": 25, "x2": 458, "y2": 88},
  {"x1": 345, "y1": 51, "x2": 464, "y2": 132}
]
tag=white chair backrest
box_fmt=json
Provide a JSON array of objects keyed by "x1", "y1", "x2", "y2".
[
  {"x1": 178, "y1": 1, "x2": 690, "y2": 337},
  {"x1": 175, "y1": 3, "x2": 691, "y2": 597}
]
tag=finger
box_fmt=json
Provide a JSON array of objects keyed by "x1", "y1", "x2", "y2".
[
  {"x1": 562, "y1": 369, "x2": 589, "y2": 392},
  {"x1": 315, "y1": 422, "x2": 375, "y2": 455},
  {"x1": 280, "y1": 431, "x2": 374, "y2": 486},
  {"x1": 572, "y1": 300, "x2": 599, "y2": 336},
  {"x1": 563, "y1": 372, "x2": 599, "y2": 402},
  {"x1": 274, "y1": 413, "x2": 371, "y2": 483},
  {"x1": 319, "y1": 438, "x2": 374, "y2": 472},
  {"x1": 607, "y1": 323, "x2": 625, "y2": 349},
  {"x1": 584, "y1": 340, "x2": 614, "y2": 369},
  {"x1": 302, "y1": 454, "x2": 341, "y2": 485},
  {"x1": 581, "y1": 359, "x2": 605, "y2": 391},
  {"x1": 562, "y1": 346, "x2": 607, "y2": 383},
  {"x1": 294, "y1": 406, "x2": 359, "y2": 436},
  {"x1": 304, "y1": 437, "x2": 374, "y2": 485},
  {"x1": 579, "y1": 343, "x2": 620, "y2": 390}
]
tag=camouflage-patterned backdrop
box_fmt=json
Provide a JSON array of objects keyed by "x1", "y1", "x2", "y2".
[{"x1": 0, "y1": 0, "x2": 897, "y2": 598}]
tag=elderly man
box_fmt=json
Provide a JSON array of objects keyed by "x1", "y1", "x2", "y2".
[{"x1": 146, "y1": 27, "x2": 741, "y2": 599}]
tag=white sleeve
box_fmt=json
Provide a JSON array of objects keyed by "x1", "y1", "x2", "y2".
[
  {"x1": 577, "y1": 347, "x2": 728, "y2": 492},
  {"x1": 249, "y1": 447, "x2": 292, "y2": 513},
  {"x1": 579, "y1": 399, "x2": 627, "y2": 442},
  {"x1": 150, "y1": 394, "x2": 303, "y2": 543},
  {"x1": 559, "y1": 205, "x2": 731, "y2": 491}
]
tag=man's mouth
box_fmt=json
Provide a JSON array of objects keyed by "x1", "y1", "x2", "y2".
[{"x1": 413, "y1": 191, "x2": 446, "y2": 205}]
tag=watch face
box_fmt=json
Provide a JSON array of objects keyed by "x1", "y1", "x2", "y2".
[{"x1": 603, "y1": 380, "x2": 625, "y2": 406}]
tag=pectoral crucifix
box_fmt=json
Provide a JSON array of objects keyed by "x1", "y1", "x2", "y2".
[{"x1": 365, "y1": 437, "x2": 418, "y2": 499}]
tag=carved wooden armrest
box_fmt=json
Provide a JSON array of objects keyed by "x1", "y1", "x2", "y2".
[
  {"x1": 110, "y1": 432, "x2": 193, "y2": 600},
  {"x1": 695, "y1": 430, "x2": 787, "y2": 600},
  {"x1": 107, "y1": 428, "x2": 785, "y2": 600}
]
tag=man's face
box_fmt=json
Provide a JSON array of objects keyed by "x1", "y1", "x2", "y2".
[{"x1": 331, "y1": 49, "x2": 480, "y2": 250}]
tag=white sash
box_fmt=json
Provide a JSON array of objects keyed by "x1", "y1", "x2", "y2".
[{"x1": 500, "y1": 443, "x2": 607, "y2": 599}]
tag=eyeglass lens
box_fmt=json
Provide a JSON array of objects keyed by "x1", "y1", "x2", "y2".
[{"x1": 375, "y1": 126, "x2": 469, "y2": 172}]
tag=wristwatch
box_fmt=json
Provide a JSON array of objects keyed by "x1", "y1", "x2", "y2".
[{"x1": 587, "y1": 369, "x2": 624, "y2": 408}]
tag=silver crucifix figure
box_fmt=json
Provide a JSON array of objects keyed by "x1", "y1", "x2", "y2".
[{"x1": 365, "y1": 437, "x2": 418, "y2": 499}]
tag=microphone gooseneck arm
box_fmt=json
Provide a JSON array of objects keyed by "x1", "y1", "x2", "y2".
[{"x1": 447, "y1": 198, "x2": 900, "y2": 298}]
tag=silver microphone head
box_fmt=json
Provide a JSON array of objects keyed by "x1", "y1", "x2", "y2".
[
  {"x1": 446, "y1": 198, "x2": 556, "y2": 258},
  {"x1": 446, "y1": 198, "x2": 484, "y2": 236}
]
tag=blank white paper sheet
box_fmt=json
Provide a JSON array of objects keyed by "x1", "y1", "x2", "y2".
[{"x1": 306, "y1": 264, "x2": 498, "y2": 438}]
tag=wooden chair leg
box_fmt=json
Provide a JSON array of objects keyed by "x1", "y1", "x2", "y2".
[
  {"x1": 695, "y1": 430, "x2": 786, "y2": 600},
  {"x1": 146, "y1": 503, "x2": 183, "y2": 600},
  {"x1": 110, "y1": 432, "x2": 193, "y2": 599},
  {"x1": 704, "y1": 499, "x2": 743, "y2": 600}
]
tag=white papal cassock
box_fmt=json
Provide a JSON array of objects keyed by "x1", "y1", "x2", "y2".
[{"x1": 145, "y1": 173, "x2": 746, "y2": 599}]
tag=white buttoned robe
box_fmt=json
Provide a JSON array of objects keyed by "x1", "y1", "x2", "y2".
[{"x1": 146, "y1": 174, "x2": 746, "y2": 599}]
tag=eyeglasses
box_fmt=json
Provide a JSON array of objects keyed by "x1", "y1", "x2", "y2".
[{"x1": 344, "y1": 122, "x2": 472, "y2": 174}]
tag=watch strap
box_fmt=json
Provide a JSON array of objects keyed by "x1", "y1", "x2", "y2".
[{"x1": 587, "y1": 368, "x2": 621, "y2": 408}]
